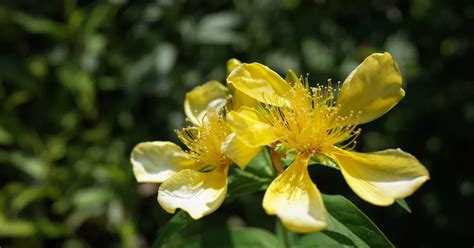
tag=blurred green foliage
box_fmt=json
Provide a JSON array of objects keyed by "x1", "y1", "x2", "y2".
[{"x1": 0, "y1": 0, "x2": 472, "y2": 247}]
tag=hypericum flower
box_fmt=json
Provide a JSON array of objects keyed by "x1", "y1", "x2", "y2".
[
  {"x1": 182, "y1": 59, "x2": 261, "y2": 168},
  {"x1": 130, "y1": 60, "x2": 259, "y2": 219},
  {"x1": 131, "y1": 109, "x2": 232, "y2": 219},
  {"x1": 225, "y1": 53, "x2": 430, "y2": 232}
]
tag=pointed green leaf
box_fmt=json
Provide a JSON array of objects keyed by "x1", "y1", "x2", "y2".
[
  {"x1": 396, "y1": 199, "x2": 412, "y2": 213},
  {"x1": 152, "y1": 210, "x2": 193, "y2": 248},
  {"x1": 320, "y1": 194, "x2": 394, "y2": 248}
]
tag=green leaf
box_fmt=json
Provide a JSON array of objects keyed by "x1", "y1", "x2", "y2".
[
  {"x1": 195, "y1": 12, "x2": 241, "y2": 45},
  {"x1": 72, "y1": 187, "x2": 114, "y2": 209},
  {"x1": 282, "y1": 151, "x2": 339, "y2": 170},
  {"x1": 181, "y1": 227, "x2": 283, "y2": 248},
  {"x1": 11, "y1": 186, "x2": 60, "y2": 214},
  {"x1": 244, "y1": 147, "x2": 277, "y2": 179},
  {"x1": 9, "y1": 152, "x2": 47, "y2": 180},
  {"x1": 310, "y1": 153, "x2": 339, "y2": 169},
  {"x1": 227, "y1": 148, "x2": 276, "y2": 199},
  {"x1": 275, "y1": 219, "x2": 298, "y2": 248},
  {"x1": 152, "y1": 210, "x2": 194, "y2": 248},
  {"x1": 12, "y1": 12, "x2": 67, "y2": 39},
  {"x1": 0, "y1": 217, "x2": 36, "y2": 237},
  {"x1": 227, "y1": 167, "x2": 271, "y2": 199},
  {"x1": 35, "y1": 217, "x2": 70, "y2": 238},
  {"x1": 396, "y1": 199, "x2": 412, "y2": 213},
  {"x1": 296, "y1": 232, "x2": 345, "y2": 248},
  {"x1": 320, "y1": 194, "x2": 394, "y2": 248}
]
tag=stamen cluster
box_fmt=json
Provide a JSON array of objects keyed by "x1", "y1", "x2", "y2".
[
  {"x1": 177, "y1": 111, "x2": 232, "y2": 168},
  {"x1": 261, "y1": 80, "x2": 361, "y2": 155}
]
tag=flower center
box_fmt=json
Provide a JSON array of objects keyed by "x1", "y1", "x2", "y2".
[
  {"x1": 261, "y1": 80, "x2": 361, "y2": 155},
  {"x1": 177, "y1": 110, "x2": 232, "y2": 169}
]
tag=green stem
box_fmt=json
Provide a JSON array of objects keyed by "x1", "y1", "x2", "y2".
[
  {"x1": 270, "y1": 146, "x2": 284, "y2": 174},
  {"x1": 276, "y1": 218, "x2": 290, "y2": 248}
]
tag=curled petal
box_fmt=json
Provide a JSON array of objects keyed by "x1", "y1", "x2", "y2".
[
  {"x1": 263, "y1": 154, "x2": 327, "y2": 233},
  {"x1": 227, "y1": 63, "x2": 291, "y2": 106},
  {"x1": 184, "y1": 81, "x2": 229, "y2": 125},
  {"x1": 158, "y1": 167, "x2": 228, "y2": 219},
  {"x1": 131, "y1": 142, "x2": 197, "y2": 183},
  {"x1": 221, "y1": 133, "x2": 262, "y2": 170},
  {"x1": 226, "y1": 59, "x2": 258, "y2": 109},
  {"x1": 228, "y1": 83, "x2": 259, "y2": 110},
  {"x1": 336, "y1": 52, "x2": 405, "y2": 125},
  {"x1": 226, "y1": 107, "x2": 279, "y2": 147},
  {"x1": 331, "y1": 147, "x2": 430, "y2": 206}
]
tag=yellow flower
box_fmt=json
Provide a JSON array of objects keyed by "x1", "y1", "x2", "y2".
[
  {"x1": 131, "y1": 109, "x2": 232, "y2": 219},
  {"x1": 225, "y1": 52, "x2": 430, "y2": 232},
  {"x1": 183, "y1": 59, "x2": 261, "y2": 169},
  {"x1": 130, "y1": 60, "x2": 260, "y2": 219}
]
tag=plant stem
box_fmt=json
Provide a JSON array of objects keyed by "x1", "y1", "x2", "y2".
[
  {"x1": 270, "y1": 146, "x2": 284, "y2": 174},
  {"x1": 277, "y1": 218, "x2": 290, "y2": 248}
]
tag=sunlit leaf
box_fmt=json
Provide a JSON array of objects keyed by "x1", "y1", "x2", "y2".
[
  {"x1": 152, "y1": 210, "x2": 193, "y2": 248},
  {"x1": 12, "y1": 12, "x2": 67, "y2": 39},
  {"x1": 0, "y1": 217, "x2": 36, "y2": 237},
  {"x1": 11, "y1": 186, "x2": 60, "y2": 214},
  {"x1": 321, "y1": 194, "x2": 394, "y2": 248},
  {"x1": 9, "y1": 152, "x2": 47, "y2": 180},
  {"x1": 310, "y1": 154, "x2": 339, "y2": 169}
]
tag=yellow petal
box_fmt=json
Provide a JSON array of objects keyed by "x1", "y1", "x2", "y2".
[
  {"x1": 184, "y1": 81, "x2": 229, "y2": 125},
  {"x1": 226, "y1": 107, "x2": 279, "y2": 147},
  {"x1": 336, "y1": 52, "x2": 405, "y2": 125},
  {"x1": 331, "y1": 147, "x2": 430, "y2": 206},
  {"x1": 227, "y1": 58, "x2": 242, "y2": 76},
  {"x1": 263, "y1": 154, "x2": 327, "y2": 233},
  {"x1": 221, "y1": 133, "x2": 262, "y2": 170},
  {"x1": 131, "y1": 141, "x2": 197, "y2": 183},
  {"x1": 228, "y1": 83, "x2": 259, "y2": 110},
  {"x1": 226, "y1": 59, "x2": 258, "y2": 109},
  {"x1": 157, "y1": 167, "x2": 228, "y2": 219},
  {"x1": 227, "y1": 63, "x2": 292, "y2": 106}
]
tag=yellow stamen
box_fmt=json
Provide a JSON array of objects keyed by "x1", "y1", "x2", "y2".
[
  {"x1": 176, "y1": 111, "x2": 232, "y2": 169},
  {"x1": 260, "y1": 80, "x2": 361, "y2": 156}
]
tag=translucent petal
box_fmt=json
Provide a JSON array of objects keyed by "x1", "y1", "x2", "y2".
[
  {"x1": 221, "y1": 133, "x2": 262, "y2": 170},
  {"x1": 131, "y1": 141, "x2": 197, "y2": 183},
  {"x1": 158, "y1": 167, "x2": 228, "y2": 219},
  {"x1": 227, "y1": 63, "x2": 292, "y2": 106},
  {"x1": 331, "y1": 147, "x2": 430, "y2": 206},
  {"x1": 263, "y1": 155, "x2": 327, "y2": 233},
  {"x1": 336, "y1": 52, "x2": 405, "y2": 125},
  {"x1": 184, "y1": 81, "x2": 229, "y2": 125},
  {"x1": 226, "y1": 107, "x2": 279, "y2": 147}
]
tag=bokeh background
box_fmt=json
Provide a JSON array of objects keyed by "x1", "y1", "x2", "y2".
[{"x1": 0, "y1": 0, "x2": 472, "y2": 247}]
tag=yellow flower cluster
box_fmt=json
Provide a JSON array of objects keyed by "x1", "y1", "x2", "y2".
[{"x1": 130, "y1": 53, "x2": 430, "y2": 232}]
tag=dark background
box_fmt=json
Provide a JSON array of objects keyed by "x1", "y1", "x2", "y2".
[{"x1": 0, "y1": 0, "x2": 472, "y2": 247}]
